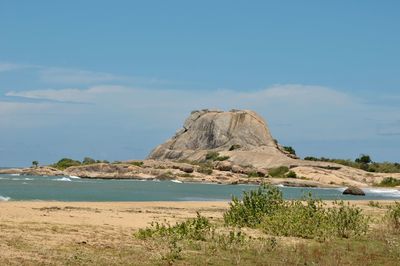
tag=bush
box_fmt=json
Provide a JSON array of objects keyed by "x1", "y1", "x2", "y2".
[
  {"x1": 224, "y1": 185, "x2": 369, "y2": 239},
  {"x1": 326, "y1": 201, "x2": 369, "y2": 238},
  {"x1": 131, "y1": 161, "x2": 144, "y2": 167},
  {"x1": 197, "y1": 166, "x2": 213, "y2": 175},
  {"x1": 205, "y1": 151, "x2": 229, "y2": 161},
  {"x1": 286, "y1": 171, "x2": 297, "y2": 178},
  {"x1": 224, "y1": 185, "x2": 284, "y2": 227},
  {"x1": 137, "y1": 213, "x2": 212, "y2": 241},
  {"x1": 283, "y1": 146, "x2": 296, "y2": 155},
  {"x1": 205, "y1": 151, "x2": 220, "y2": 161},
  {"x1": 268, "y1": 166, "x2": 289, "y2": 178},
  {"x1": 82, "y1": 157, "x2": 96, "y2": 165},
  {"x1": 52, "y1": 158, "x2": 81, "y2": 170},
  {"x1": 229, "y1": 144, "x2": 241, "y2": 151},
  {"x1": 385, "y1": 202, "x2": 400, "y2": 231},
  {"x1": 378, "y1": 177, "x2": 400, "y2": 187}
]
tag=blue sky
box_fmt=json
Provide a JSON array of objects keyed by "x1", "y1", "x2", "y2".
[{"x1": 0, "y1": 1, "x2": 399, "y2": 166}]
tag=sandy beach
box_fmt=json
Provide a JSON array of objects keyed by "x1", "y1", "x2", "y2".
[{"x1": 0, "y1": 200, "x2": 398, "y2": 265}]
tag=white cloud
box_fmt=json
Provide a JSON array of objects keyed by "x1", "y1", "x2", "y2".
[
  {"x1": 39, "y1": 68, "x2": 121, "y2": 84},
  {"x1": 0, "y1": 62, "x2": 34, "y2": 72},
  {"x1": 3, "y1": 84, "x2": 399, "y2": 141}
]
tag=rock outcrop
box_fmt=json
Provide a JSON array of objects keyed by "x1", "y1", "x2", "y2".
[
  {"x1": 148, "y1": 109, "x2": 298, "y2": 168},
  {"x1": 342, "y1": 186, "x2": 366, "y2": 196}
]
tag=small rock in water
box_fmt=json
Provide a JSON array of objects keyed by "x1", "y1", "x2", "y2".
[{"x1": 342, "y1": 186, "x2": 365, "y2": 196}]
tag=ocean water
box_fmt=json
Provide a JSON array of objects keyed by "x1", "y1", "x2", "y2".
[{"x1": 0, "y1": 174, "x2": 399, "y2": 202}]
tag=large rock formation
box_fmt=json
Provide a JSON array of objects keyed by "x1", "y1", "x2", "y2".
[{"x1": 148, "y1": 109, "x2": 298, "y2": 168}]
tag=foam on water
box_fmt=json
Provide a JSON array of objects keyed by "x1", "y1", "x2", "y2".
[
  {"x1": 10, "y1": 173, "x2": 20, "y2": 176},
  {"x1": 364, "y1": 188, "x2": 400, "y2": 198},
  {"x1": 171, "y1": 179, "x2": 183, "y2": 183},
  {"x1": 69, "y1": 175, "x2": 81, "y2": 179},
  {"x1": 55, "y1": 177, "x2": 72, "y2": 182},
  {"x1": 0, "y1": 195, "x2": 10, "y2": 201}
]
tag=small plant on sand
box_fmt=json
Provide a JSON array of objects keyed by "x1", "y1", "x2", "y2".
[{"x1": 197, "y1": 166, "x2": 213, "y2": 175}]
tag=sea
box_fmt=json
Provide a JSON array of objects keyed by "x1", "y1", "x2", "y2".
[{"x1": 0, "y1": 174, "x2": 399, "y2": 202}]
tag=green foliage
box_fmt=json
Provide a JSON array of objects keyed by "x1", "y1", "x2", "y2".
[
  {"x1": 229, "y1": 144, "x2": 241, "y2": 151},
  {"x1": 268, "y1": 166, "x2": 289, "y2": 177},
  {"x1": 32, "y1": 161, "x2": 39, "y2": 168},
  {"x1": 378, "y1": 177, "x2": 400, "y2": 187},
  {"x1": 283, "y1": 146, "x2": 296, "y2": 155},
  {"x1": 355, "y1": 154, "x2": 372, "y2": 164},
  {"x1": 130, "y1": 161, "x2": 144, "y2": 167},
  {"x1": 215, "y1": 155, "x2": 230, "y2": 161},
  {"x1": 224, "y1": 185, "x2": 369, "y2": 239},
  {"x1": 304, "y1": 156, "x2": 400, "y2": 173},
  {"x1": 224, "y1": 185, "x2": 284, "y2": 227},
  {"x1": 82, "y1": 157, "x2": 96, "y2": 165},
  {"x1": 137, "y1": 213, "x2": 212, "y2": 241},
  {"x1": 205, "y1": 151, "x2": 229, "y2": 161},
  {"x1": 205, "y1": 151, "x2": 220, "y2": 161},
  {"x1": 52, "y1": 158, "x2": 81, "y2": 170},
  {"x1": 286, "y1": 170, "x2": 297, "y2": 178},
  {"x1": 247, "y1": 171, "x2": 265, "y2": 178},
  {"x1": 197, "y1": 166, "x2": 213, "y2": 175},
  {"x1": 326, "y1": 201, "x2": 370, "y2": 238},
  {"x1": 385, "y1": 202, "x2": 400, "y2": 231}
]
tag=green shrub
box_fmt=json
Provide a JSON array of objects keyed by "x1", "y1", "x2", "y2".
[
  {"x1": 205, "y1": 151, "x2": 229, "y2": 161},
  {"x1": 52, "y1": 158, "x2": 81, "y2": 170},
  {"x1": 262, "y1": 197, "x2": 330, "y2": 239},
  {"x1": 229, "y1": 144, "x2": 241, "y2": 151},
  {"x1": 286, "y1": 171, "x2": 297, "y2": 178},
  {"x1": 283, "y1": 146, "x2": 296, "y2": 155},
  {"x1": 214, "y1": 155, "x2": 230, "y2": 161},
  {"x1": 131, "y1": 161, "x2": 144, "y2": 167},
  {"x1": 224, "y1": 185, "x2": 369, "y2": 239},
  {"x1": 247, "y1": 171, "x2": 265, "y2": 178},
  {"x1": 82, "y1": 157, "x2": 96, "y2": 165},
  {"x1": 261, "y1": 199, "x2": 369, "y2": 239},
  {"x1": 197, "y1": 166, "x2": 213, "y2": 175},
  {"x1": 224, "y1": 185, "x2": 284, "y2": 227},
  {"x1": 137, "y1": 213, "x2": 212, "y2": 241},
  {"x1": 326, "y1": 201, "x2": 369, "y2": 238},
  {"x1": 268, "y1": 166, "x2": 289, "y2": 178},
  {"x1": 378, "y1": 177, "x2": 400, "y2": 187},
  {"x1": 385, "y1": 202, "x2": 400, "y2": 231},
  {"x1": 205, "y1": 151, "x2": 220, "y2": 161}
]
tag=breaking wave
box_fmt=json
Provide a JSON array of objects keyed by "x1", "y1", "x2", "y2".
[{"x1": 0, "y1": 195, "x2": 10, "y2": 201}]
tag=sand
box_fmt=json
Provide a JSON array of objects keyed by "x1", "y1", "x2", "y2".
[{"x1": 0, "y1": 200, "x2": 397, "y2": 264}]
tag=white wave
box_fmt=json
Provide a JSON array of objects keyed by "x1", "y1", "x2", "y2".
[
  {"x1": 55, "y1": 177, "x2": 72, "y2": 182},
  {"x1": 275, "y1": 184, "x2": 285, "y2": 187},
  {"x1": 24, "y1": 178, "x2": 33, "y2": 180},
  {"x1": 69, "y1": 175, "x2": 81, "y2": 179},
  {"x1": 0, "y1": 195, "x2": 10, "y2": 201},
  {"x1": 364, "y1": 188, "x2": 400, "y2": 198},
  {"x1": 10, "y1": 173, "x2": 20, "y2": 176},
  {"x1": 171, "y1": 179, "x2": 183, "y2": 183}
]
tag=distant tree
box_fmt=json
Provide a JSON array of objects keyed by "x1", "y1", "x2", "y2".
[
  {"x1": 53, "y1": 158, "x2": 81, "y2": 170},
  {"x1": 355, "y1": 154, "x2": 372, "y2": 164},
  {"x1": 83, "y1": 157, "x2": 96, "y2": 165},
  {"x1": 32, "y1": 161, "x2": 39, "y2": 168},
  {"x1": 283, "y1": 146, "x2": 296, "y2": 155}
]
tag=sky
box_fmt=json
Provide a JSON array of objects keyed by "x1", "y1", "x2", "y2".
[{"x1": 0, "y1": 0, "x2": 399, "y2": 167}]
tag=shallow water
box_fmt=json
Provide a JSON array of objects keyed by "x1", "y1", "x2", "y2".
[{"x1": 0, "y1": 174, "x2": 399, "y2": 201}]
